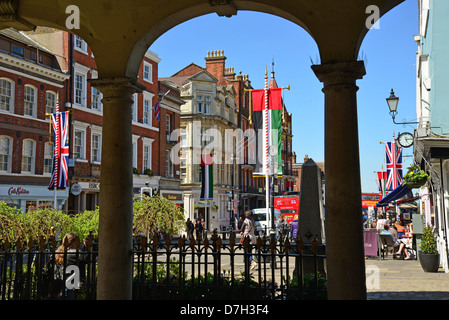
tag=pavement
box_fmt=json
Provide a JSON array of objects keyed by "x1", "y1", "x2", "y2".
[{"x1": 365, "y1": 256, "x2": 449, "y2": 300}]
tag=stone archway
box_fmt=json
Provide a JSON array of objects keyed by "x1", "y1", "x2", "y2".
[{"x1": 1, "y1": 0, "x2": 405, "y2": 299}]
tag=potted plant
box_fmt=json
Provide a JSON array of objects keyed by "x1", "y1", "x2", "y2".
[
  {"x1": 212, "y1": 205, "x2": 218, "y2": 210},
  {"x1": 402, "y1": 164, "x2": 429, "y2": 188},
  {"x1": 418, "y1": 225, "x2": 440, "y2": 272},
  {"x1": 144, "y1": 168, "x2": 154, "y2": 177}
]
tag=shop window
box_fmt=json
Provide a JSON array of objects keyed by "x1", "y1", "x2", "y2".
[{"x1": 26, "y1": 200, "x2": 37, "y2": 212}]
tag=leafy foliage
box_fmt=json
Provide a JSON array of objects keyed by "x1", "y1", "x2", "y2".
[
  {"x1": 67, "y1": 208, "x2": 100, "y2": 241},
  {"x1": 133, "y1": 195, "x2": 185, "y2": 236},
  {"x1": 0, "y1": 195, "x2": 186, "y2": 242},
  {"x1": 403, "y1": 164, "x2": 429, "y2": 187},
  {"x1": 0, "y1": 202, "x2": 71, "y2": 242},
  {"x1": 421, "y1": 225, "x2": 437, "y2": 254}
]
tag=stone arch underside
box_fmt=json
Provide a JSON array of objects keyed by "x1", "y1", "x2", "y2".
[{"x1": 9, "y1": 0, "x2": 405, "y2": 81}]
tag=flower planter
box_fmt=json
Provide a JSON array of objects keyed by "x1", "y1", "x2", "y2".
[
  {"x1": 418, "y1": 251, "x2": 440, "y2": 273},
  {"x1": 405, "y1": 181, "x2": 426, "y2": 189},
  {"x1": 403, "y1": 165, "x2": 429, "y2": 189}
]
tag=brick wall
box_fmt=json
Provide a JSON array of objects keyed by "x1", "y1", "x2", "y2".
[{"x1": 0, "y1": 67, "x2": 65, "y2": 176}]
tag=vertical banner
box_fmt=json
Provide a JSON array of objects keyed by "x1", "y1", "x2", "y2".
[
  {"x1": 251, "y1": 87, "x2": 283, "y2": 176},
  {"x1": 48, "y1": 109, "x2": 69, "y2": 190},
  {"x1": 200, "y1": 153, "x2": 213, "y2": 200},
  {"x1": 377, "y1": 171, "x2": 387, "y2": 198}
]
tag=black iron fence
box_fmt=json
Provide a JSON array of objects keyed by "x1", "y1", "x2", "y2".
[{"x1": 1, "y1": 231, "x2": 327, "y2": 300}]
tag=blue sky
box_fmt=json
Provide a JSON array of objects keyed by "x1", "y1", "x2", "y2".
[{"x1": 150, "y1": 0, "x2": 418, "y2": 193}]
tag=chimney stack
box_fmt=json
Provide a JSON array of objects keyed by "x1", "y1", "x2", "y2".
[{"x1": 205, "y1": 50, "x2": 227, "y2": 84}]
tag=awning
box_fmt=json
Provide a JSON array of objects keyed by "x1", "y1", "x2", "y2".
[{"x1": 376, "y1": 184, "x2": 411, "y2": 207}]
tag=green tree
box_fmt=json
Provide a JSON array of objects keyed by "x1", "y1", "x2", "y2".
[
  {"x1": 133, "y1": 195, "x2": 185, "y2": 236},
  {"x1": 66, "y1": 208, "x2": 100, "y2": 241},
  {"x1": 1, "y1": 195, "x2": 186, "y2": 243},
  {"x1": 0, "y1": 202, "x2": 24, "y2": 242}
]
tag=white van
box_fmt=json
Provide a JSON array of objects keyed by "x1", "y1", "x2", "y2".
[{"x1": 252, "y1": 208, "x2": 281, "y2": 236}]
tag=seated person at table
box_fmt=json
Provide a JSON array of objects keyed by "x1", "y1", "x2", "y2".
[
  {"x1": 381, "y1": 224, "x2": 411, "y2": 260},
  {"x1": 400, "y1": 222, "x2": 414, "y2": 250},
  {"x1": 395, "y1": 221, "x2": 406, "y2": 238}
]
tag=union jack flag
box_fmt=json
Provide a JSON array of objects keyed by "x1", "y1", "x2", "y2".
[
  {"x1": 48, "y1": 105, "x2": 69, "y2": 190},
  {"x1": 385, "y1": 139, "x2": 403, "y2": 191},
  {"x1": 153, "y1": 90, "x2": 170, "y2": 121}
]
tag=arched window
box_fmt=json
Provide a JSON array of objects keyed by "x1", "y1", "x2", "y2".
[
  {"x1": 0, "y1": 78, "x2": 14, "y2": 113},
  {"x1": 21, "y1": 139, "x2": 36, "y2": 173},
  {"x1": 0, "y1": 135, "x2": 12, "y2": 172}
]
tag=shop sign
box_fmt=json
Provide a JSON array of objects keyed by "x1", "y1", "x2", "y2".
[
  {"x1": 78, "y1": 182, "x2": 100, "y2": 190},
  {"x1": 0, "y1": 185, "x2": 68, "y2": 198},
  {"x1": 71, "y1": 183, "x2": 82, "y2": 196},
  {"x1": 8, "y1": 187, "x2": 30, "y2": 196},
  {"x1": 162, "y1": 193, "x2": 182, "y2": 201}
]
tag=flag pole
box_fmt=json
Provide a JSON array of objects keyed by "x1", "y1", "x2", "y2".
[
  {"x1": 53, "y1": 93, "x2": 60, "y2": 210},
  {"x1": 263, "y1": 66, "x2": 271, "y2": 231}
]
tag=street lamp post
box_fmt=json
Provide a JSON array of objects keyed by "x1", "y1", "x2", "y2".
[
  {"x1": 230, "y1": 153, "x2": 236, "y2": 231},
  {"x1": 387, "y1": 89, "x2": 419, "y2": 125}
]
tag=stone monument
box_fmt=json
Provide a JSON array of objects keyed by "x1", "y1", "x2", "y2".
[{"x1": 298, "y1": 157, "x2": 326, "y2": 276}]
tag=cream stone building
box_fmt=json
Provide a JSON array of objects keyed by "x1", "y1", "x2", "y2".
[{"x1": 162, "y1": 54, "x2": 240, "y2": 231}]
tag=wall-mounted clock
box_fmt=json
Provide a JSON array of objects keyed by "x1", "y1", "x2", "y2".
[{"x1": 397, "y1": 132, "x2": 414, "y2": 148}]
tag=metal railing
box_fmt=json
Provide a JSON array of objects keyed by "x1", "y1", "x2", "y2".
[{"x1": 1, "y1": 231, "x2": 327, "y2": 300}]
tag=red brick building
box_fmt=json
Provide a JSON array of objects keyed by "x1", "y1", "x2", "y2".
[
  {"x1": 23, "y1": 28, "x2": 183, "y2": 212},
  {"x1": 0, "y1": 28, "x2": 70, "y2": 211}
]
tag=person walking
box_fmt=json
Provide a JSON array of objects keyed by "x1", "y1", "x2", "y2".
[
  {"x1": 186, "y1": 218, "x2": 194, "y2": 238},
  {"x1": 237, "y1": 215, "x2": 244, "y2": 231},
  {"x1": 290, "y1": 215, "x2": 299, "y2": 240},
  {"x1": 241, "y1": 210, "x2": 257, "y2": 271},
  {"x1": 195, "y1": 219, "x2": 204, "y2": 241},
  {"x1": 276, "y1": 214, "x2": 290, "y2": 240}
]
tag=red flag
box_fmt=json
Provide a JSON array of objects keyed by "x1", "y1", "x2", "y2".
[{"x1": 251, "y1": 87, "x2": 283, "y2": 176}]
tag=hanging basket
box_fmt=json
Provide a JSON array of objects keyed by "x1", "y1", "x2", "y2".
[
  {"x1": 403, "y1": 177, "x2": 428, "y2": 189},
  {"x1": 403, "y1": 165, "x2": 429, "y2": 189}
]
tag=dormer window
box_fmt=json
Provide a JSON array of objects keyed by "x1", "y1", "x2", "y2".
[{"x1": 197, "y1": 95, "x2": 210, "y2": 114}]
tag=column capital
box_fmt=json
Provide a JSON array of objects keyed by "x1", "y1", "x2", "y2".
[
  {"x1": 89, "y1": 77, "x2": 145, "y2": 100},
  {"x1": 311, "y1": 61, "x2": 366, "y2": 87}
]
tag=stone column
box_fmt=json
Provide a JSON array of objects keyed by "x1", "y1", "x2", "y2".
[
  {"x1": 89, "y1": 77, "x2": 144, "y2": 300},
  {"x1": 311, "y1": 61, "x2": 366, "y2": 300}
]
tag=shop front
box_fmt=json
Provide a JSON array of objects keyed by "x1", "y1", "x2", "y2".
[
  {"x1": 67, "y1": 182, "x2": 100, "y2": 213},
  {"x1": 160, "y1": 190, "x2": 184, "y2": 209},
  {"x1": 0, "y1": 184, "x2": 68, "y2": 212}
]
